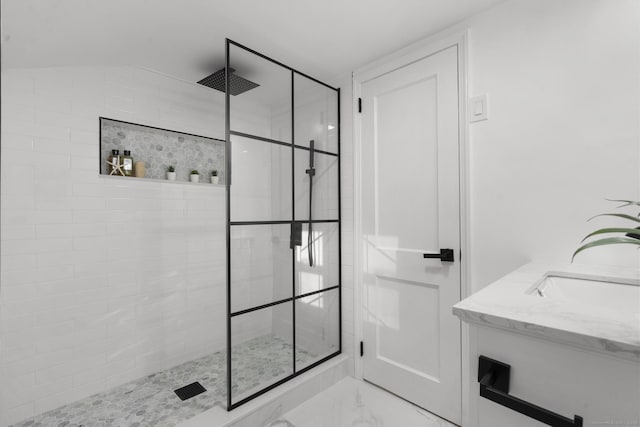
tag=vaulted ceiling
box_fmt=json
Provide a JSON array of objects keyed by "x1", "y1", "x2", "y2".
[{"x1": 1, "y1": 0, "x2": 506, "y2": 85}]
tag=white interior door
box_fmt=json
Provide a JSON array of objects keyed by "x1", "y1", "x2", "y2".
[{"x1": 361, "y1": 45, "x2": 462, "y2": 424}]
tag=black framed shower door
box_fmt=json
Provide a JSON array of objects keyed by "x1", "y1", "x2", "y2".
[{"x1": 225, "y1": 39, "x2": 342, "y2": 410}]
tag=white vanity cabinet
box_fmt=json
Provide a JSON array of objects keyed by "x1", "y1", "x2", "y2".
[
  {"x1": 453, "y1": 263, "x2": 640, "y2": 427},
  {"x1": 472, "y1": 325, "x2": 640, "y2": 427}
]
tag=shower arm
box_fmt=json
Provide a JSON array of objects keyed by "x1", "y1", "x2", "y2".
[{"x1": 305, "y1": 140, "x2": 315, "y2": 267}]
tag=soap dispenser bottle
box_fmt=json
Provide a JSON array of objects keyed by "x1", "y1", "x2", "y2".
[
  {"x1": 108, "y1": 149, "x2": 121, "y2": 175},
  {"x1": 121, "y1": 150, "x2": 134, "y2": 177}
]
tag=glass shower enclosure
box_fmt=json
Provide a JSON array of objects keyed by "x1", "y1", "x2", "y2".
[{"x1": 225, "y1": 40, "x2": 341, "y2": 409}]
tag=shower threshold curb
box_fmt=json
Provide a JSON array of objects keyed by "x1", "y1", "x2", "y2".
[{"x1": 178, "y1": 354, "x2": 349, "y2": 427}]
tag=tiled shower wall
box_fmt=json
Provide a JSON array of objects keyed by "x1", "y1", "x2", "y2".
[
  {"x1": 0, "y1": 64, "x2": 354, "y2": 426},
  {"x1": 0, "y1": 66, "x2": 241, "y2": 426}
]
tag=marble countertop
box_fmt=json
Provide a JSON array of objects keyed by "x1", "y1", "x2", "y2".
[{"x1": 453, "y1": 262, "x2": 640, "y2": 360}]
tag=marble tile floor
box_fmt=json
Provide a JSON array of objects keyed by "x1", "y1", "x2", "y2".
[
  {"x1": 13, "y1": 334, "x2": 314, "y2": 427},
  {"x1": 264, "y1": 377, "x2": 457, "y2": 427}
]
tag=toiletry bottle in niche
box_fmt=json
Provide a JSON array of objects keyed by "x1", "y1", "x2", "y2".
[
  {"x1": 108, "y1": 149, "x2": 121, "y2": 175},
  {"x1": 121, "y1": 150, "x2": 134, "y2": 177}
]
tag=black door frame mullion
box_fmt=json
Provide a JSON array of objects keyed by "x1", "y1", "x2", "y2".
[
  {"x1": 225, "y1": 38, "x2": 233, "y2": 412},
  {"x1": 290, "y1": 69, "x2": 297, "y2": 377}
]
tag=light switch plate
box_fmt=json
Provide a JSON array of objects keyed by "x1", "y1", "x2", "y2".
[{"x1": 469, "y1": 94, "x2": 488, "y2": 123}]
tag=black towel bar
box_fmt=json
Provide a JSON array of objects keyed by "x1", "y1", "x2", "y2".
[{"x1": 478, "y1": 356, "x2": 583, "y2": 427}]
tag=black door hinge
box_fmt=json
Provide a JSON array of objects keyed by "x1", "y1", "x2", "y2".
[
  {"x1": 360, "y1": 341, "x2": 364, "y2": 357},
  {"x1": 358, "y1": 98, "x2": 362, "y2": 113}
]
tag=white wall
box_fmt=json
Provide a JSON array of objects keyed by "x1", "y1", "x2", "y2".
[
  {"x1": 0, "y1": 66, "x2": 227, "y2": 426},
  {"x1": 343, "y1": 0, "x2": 639, "y2": 382},
  {"x1": 337, "y1": 74, "x2": 356, "y2": 373},
  {"x1": 466, "y1": 0, "x2": 640, "y2": 290}
]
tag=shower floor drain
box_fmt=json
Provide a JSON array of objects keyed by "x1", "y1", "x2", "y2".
[{"x1": 174, "y1": 382, "x2": 207, "y2": 401}]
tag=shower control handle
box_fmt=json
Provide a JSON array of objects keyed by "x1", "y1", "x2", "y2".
[
  {"x1": 290, "y1": 222, "x2": 302, "y2": 249},
  {"x1": 423, "y1": 249, "x2": 454, "y2": 262}
]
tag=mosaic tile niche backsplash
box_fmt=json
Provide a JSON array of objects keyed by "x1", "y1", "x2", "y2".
[{"x1": 100, "y1": 118, "x2": 225, "y2": 183}]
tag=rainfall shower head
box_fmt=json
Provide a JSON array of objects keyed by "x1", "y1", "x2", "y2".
[{"x1": 197, "y1": 67, "x2": 259, "y2": 96}]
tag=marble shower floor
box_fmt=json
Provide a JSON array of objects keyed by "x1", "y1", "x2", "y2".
[
  {"x1": 13, "y1": 335, "x2": 314, "y2": 427},
  {"x1": 264, "y1": 377, "x2": 457, "y2": 427}
]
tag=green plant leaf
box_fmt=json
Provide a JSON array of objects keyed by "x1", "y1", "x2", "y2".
[
  {"x1": 606, "y1": 199, "x2": 640, "y2": 207},
  {"x1": 572, "y1": 237, "x2": 640, "y2": 261},
  {"x1": 581, "y1": 228, "x2": 640, "y2": 242},
  {"x1": 588, "y1": 213, "x2": 640, "y2": 223}
]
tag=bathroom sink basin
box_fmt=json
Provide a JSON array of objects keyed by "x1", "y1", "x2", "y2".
[{"x1": 530, "y1": 273, "x2": 640, "y2": 314}]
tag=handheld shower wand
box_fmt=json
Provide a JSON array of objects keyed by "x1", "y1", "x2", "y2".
[{"x1": 305, "y1": 140, "x2": 316, "y2": 267}]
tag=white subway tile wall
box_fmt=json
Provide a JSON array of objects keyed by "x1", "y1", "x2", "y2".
[
  {"x1": 0, "y1": 66, "x2": 227, "y2": 426},
  {"x1": 0, "y1": 65, "x2": 356, "y2": 426}
]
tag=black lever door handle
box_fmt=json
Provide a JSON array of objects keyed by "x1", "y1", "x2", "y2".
[{"x1": 423, "y1": 249, "x2": 454, "y2": 262}]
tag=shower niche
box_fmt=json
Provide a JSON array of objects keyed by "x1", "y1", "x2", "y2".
[
  {"x1": 225, "y1": 40, "x2": 341, "y2": 409},
  {"x1": 99, "y1": 117, "x2": 226, "y2": 183}
]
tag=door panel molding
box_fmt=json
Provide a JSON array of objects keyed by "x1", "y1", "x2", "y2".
[{"x1": 353, "y1": 30, "x2": 472, "y2": 426}]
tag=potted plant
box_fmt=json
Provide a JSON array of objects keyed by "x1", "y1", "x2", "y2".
[
  {"x1": 190, "y1": 169, "x2": 200, "y2": 183},
  {"x1": 211, "y1": 169, "x2": 219, "y2": 184},
  {"x1": 166, "y1": 165, "x2": 176, "y2": 181},
  {"x1": 573, "y1": 199, "x2": 640, "y2": 261}
]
